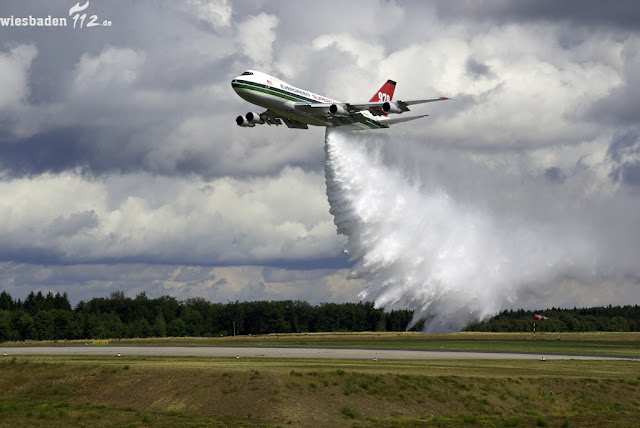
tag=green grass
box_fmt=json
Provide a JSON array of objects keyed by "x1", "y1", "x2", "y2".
[
  {"x1": 536, "y1": 415, "x2": 550, "y2": 427},
  {"x1": 2, "y1": 332, "x2": 640, "y2": 426},
  {"x1": 1, "y1": 353, "x2": 639, "y2": 427},
  {"x1": 340, "y1": 406, "x2": 358, "y2": 419}
]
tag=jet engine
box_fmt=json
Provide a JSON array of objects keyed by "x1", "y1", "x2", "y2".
[
  {"x1": 236, "y1": 112, "x2": 265, "y2": 127},
  {"x1": 382, "y1": 101, "x2": 403, "y2": 114},
  {"x1": 329, "y1": 103, "x2": 349, "y2": 116},
  {"x1": 236, "y1": 115, "x2": 254, "y2": 127},
  {"x1": 245, "y1": 112, "x2": 264, "y2": 125}
]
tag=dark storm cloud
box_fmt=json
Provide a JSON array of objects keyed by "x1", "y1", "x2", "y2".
[
  {"x1": 433, "y1": 0, "x2": 640, "y2": 29},
  {"x1": 544, "y1": 167, "x2": 566, "y2": 184},
  {"x1": 608, "y1": 129, "x2": 640, "y2": 186},
  {"x1": 0, "y1": 246, "x2": 64, "y2": 265},
  {"x1": 0, "y1": 128, "x2": 94, "y2": 175},
  {"x1": 586, "y1": 48, "x2": 640, "y2": 129},
  {"x1": 465, "y1": 58, "x2": 493, "y2": 80},
  {"x1": 619, "y1": 164, "x2": 640, "y2": 186}
]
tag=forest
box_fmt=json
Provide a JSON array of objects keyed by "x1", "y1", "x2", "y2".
[
  {"x1": 0, "y1": 290, "x2": 415, "y2": 342},
  {"x1": 1, "y1": 290, "x2": 639, "y2": 342},
  {"x1": 465, "y1": 305, "x2": 640, "y2": 333}
]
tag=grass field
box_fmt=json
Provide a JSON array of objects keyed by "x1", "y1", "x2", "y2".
[{"x1": 1, "y1": 332, "x2": 639, "y2": 427}]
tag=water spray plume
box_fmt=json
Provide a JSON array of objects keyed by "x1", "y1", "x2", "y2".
[{"x1": 324, "y1": 129, "x2": 596, "y2": 332}]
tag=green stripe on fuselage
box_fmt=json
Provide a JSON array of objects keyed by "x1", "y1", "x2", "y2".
[{"x1": 232, "y1": 80, "x2": 316, "y2": 104}]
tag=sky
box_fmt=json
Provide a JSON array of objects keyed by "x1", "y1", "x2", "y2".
[{"x1": 1, "y1": 0, "x2": 639, "y2": 313}]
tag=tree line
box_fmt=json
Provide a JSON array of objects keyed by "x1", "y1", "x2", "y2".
[
  {"x1": 1, "y1": 290, "x2": 639, "y2": 342},
  {"x1": 464, "y1": 306, "x2": 640, "y2": 333},
  {"x1": 0, "y1": 290, "x2": 417, "y2": 342}
]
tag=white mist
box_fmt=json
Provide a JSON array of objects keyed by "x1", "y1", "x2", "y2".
[{"x1": 324, "y1": 128, "x2": 601, "y2": 332}]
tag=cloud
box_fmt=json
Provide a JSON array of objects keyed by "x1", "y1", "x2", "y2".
[
  {"x1": 431, "y1": 0, "x2": 640, "y2": 29},
  {"x1": 71, "y1": 46, "x2": 145, "y2": 96},
  {"x1": 0, "y1": 167, "x2": 342, "y2": 266},
  {"x1": 313, "y1": 34, "x2": 385, "y2": 69},
  {"x1": 47, "y1": 210, "x2": 99, "y2": 238},
  {"x1": 0, "y1": 262, "x2": 362, "y2": 306},
  {"x1": 586, "y1": 36, "x2": 640, "y2": 127},
  {"x1": 187, "y1": 0, "x2": 232, "y2": 30},
  {"x1": 0, "y1": 44, "x2": 38, "y2": 139},
  {"x1": 236, "y1": 12, "x2": 278, "y2": 67},
  {"x1": 0, "y1": 44, "x2": 36, "y2": 111},
  {"x1": 608, "y1": 130, "x2": 640, "y2": 186},
  {"x1": 379, "y1": 23, "x2": 624, "y2": 151},
  {"x1": 0, "y1": 0, "x2": 638, "y2": 314}
]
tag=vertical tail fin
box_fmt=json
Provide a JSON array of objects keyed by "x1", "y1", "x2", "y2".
[{"x1": 370, "y1": 79, "x2": 396, "y2": 102}]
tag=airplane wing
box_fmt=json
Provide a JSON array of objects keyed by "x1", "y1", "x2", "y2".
[
  {"x1": 349, "y1": 97, "x2": 450, "y2": 116},
  {"x1": 380, "y1": 114, "x2": 429, "y2": 125},
  {"x1": 294, "y1": 97, "x2": 449, "y2": 118},
  {"x1": 260, "y1": 110, "x2": 308, "y2": 129},
  {"x1": 293, "y1": 103, "x2": 367, "y2": 126}
]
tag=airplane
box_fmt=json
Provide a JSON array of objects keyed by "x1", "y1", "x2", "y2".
[{"x1": 232, "y1": 70, "x2": 449, "y2": 130}]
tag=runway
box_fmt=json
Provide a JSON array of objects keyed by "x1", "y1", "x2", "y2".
[{"x1": 1, "y1": 346, "x2": 626, "y2": 360}]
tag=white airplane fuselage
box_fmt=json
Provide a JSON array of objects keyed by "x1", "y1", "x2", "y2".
[{"x1": 231, "y1": 70, "x2": 387, "y2": 130}]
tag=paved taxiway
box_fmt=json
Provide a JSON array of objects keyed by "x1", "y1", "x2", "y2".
[{"x1": 2, "y1": 346, "x2": 626, "y2": 360}]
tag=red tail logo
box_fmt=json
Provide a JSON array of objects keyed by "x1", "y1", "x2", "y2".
[{"x1": 370, "y1": 79, "x2": 396, "y2": 102}]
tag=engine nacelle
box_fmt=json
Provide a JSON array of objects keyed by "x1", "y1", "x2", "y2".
[
  {"x1": 382, "y1": 101, "x2": 403, "y2": 114},
  {"x1": 329, "y1": 103, "x2": 349, "y2": 116},
  {"x1": 236, "y1": 115, "x2": 254, "y2": 127},
  {"x1": 245, "y1": 112, "x2": 264, "y2": 125}
]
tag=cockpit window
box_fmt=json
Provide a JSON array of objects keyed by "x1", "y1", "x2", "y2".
[{"x1": 241, "y1": 71, "x2": 253, "y2": 76}]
